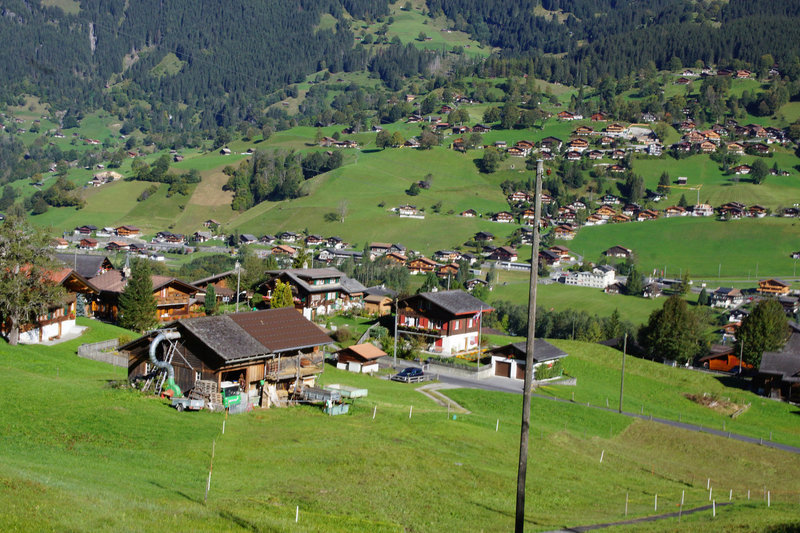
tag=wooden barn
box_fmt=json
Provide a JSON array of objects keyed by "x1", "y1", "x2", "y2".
[{"x1": 122, "y1": 308, "x2": 333, "y2": 407}]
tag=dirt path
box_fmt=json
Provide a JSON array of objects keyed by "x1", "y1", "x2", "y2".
[{"x1": 416, "y1": 383, "x2": 471, "y2": 414}]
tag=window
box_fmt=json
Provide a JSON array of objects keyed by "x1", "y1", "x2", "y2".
[
  {"x1": 453, "y1": 320, "x2": 460, "y2": 331},
  {"x1": 195, "y1": 371, "x2": 201, "y2": 383}
]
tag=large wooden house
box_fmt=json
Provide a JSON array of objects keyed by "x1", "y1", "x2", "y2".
[
  {"x1": 262, "y1": 268, "x2": 366, "y2": 320},
  {"x1": 755, "y1": 322, "x2": 800, "y2": 402},
  {"x1": 122, "y1": 308, "x2": 333, "y2": 407},
  {"x1": 90, "y1": 270, "x2": 203, "y2": 323},
  {"x1": 397, "y1": 290, "x2": 491, "y2": 355},
  {"x1": 758, "y1": 279, "x2": 791, "y2": 296}
]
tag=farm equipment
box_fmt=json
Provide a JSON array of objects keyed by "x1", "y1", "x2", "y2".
[{"x1": 220, "y1": 381, "x2": 243, "y2": 409}]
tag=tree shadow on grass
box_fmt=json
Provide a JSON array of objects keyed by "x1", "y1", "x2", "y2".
[
  {"x1": 713, "y1": 374, "x2": 753, "y2": 392},
  {"x1": 360, "y1": 148, "x2": 381, "y2": 154},
  {"x1": 469, "y1": 501, "x2": 543, "y2": 526}
]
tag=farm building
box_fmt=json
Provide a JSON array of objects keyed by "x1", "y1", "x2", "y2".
[
  {"x1": 698, "y1": 345, "x2": 753, "y2": 373},
  {"x1": 122, "y1": 308, "x2": 333, "y2": 407},
  {"x1": 489, "y1": 340, "x2": 568, "y2": 380},
  {"x1": 336, "y1": 343, "x2": 386, "y2": 373}
]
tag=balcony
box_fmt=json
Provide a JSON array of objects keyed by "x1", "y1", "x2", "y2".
[{"x1": 265, "y1": 353, "x2": 324, "y2": 380}]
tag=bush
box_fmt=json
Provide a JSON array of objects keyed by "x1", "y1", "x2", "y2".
[
  {"x1": 370, "y1": 326, "x2": 389, "y2": 340},
  {"x1": 332, "y1": 326, "x2": 353, "y2": 343},
  {"x1": 534, "y1": 359, "x2": 563, "y2": 380}
]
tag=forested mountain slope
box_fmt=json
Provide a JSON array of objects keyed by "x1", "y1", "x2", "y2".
[
  {"x1": 0, "y1": 0, "x2": 387, "y2": 127},
  {"x1": 428, "y1": 0, "x2": 800, "y2": 85}
]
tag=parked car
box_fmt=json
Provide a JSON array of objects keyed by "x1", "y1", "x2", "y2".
[
  {"x1": 397, "y1": 367, "x2": 423, "y2": 378},
  {"x1": 392, "y1": 366, "x2": 426, "y2": 382}
]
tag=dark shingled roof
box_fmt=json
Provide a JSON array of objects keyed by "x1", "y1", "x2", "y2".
[
  {"x1": 416, "y1": 290, "x2": 492, "y2": 316},
  {"x1": 490, "y1": 339, "x2": 568, "y2": 363},
  {"x1": 54, "y1": 253, "x2": 112, "y2": 279},
  {"x1": 366, "y1": 285, "x2": 398, "y2": 298},
  {"x1": 230, "y1": 307, "x2": 333, "y2": 353},
  {"x1": 181, "y1": 315, "x2": 268, "y2": 361},
  {"x1": 759, "y1": 322, "x2": 800, "y2": 383}
]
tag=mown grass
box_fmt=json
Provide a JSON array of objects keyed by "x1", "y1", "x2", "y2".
[
  {"x1": 490, "y1": 271, "x2": 665, "y2": 324},
  {"x1": 1, "y1": 319, "x2": 800, "y2": 531},
  {"x1": 570, "y1": 215, "x2": 800, "y2": 279}
]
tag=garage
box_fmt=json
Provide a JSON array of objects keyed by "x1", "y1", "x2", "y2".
[{"x1": 495, "y1": 361, "x2": 511, "y2": 377}]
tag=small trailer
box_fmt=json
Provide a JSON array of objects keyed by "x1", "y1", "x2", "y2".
[
  {"x1": 171, "y1": 397, "x2": 205, "y2": 412},
  {"x1": 301, "y1": 386, "x2": 342, "y2": 403}
]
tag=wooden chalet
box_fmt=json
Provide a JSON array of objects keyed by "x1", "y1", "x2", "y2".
[
  {"x1": 115, "y1": 225, "x2": 141, "y2": 237},
  {"x1": 262, "y1": 268, "x2": 366, "y2": 320},
  {"x1": 487, "y1": 245, "x2": 517, "y2": 261},
  {"x1": 758, "y1": 279, "x2": 790, "y2": 296},
  {"x1": 408, "y1": 257, "x2": 439, "y2": 275},
  {"x1": 122, "y1": 308, "x2": 333, "y2": 406},
  {"x1": 664, "y1": 206, "x2": 687, "y2": 217},
  {"x1": 489, "y1": 340, "x2": 567, "y2": 380},
  {"x1": 192, "y1": 270, "x2": 238, "y2": 305},
  {"x1": 604, "y1": 245, "x2": 632, "y2": 259},
  {"x1": 397, "y1": 290, "x2": 492, "y2": 355},
  {"x1": 611, "y1": 213, "x2": 631, "y2": 223},
  {"x1": 336, "y1": 343, "x2": 386, "y2": 374},
  {"x1": 271, "y1": 245, "x2": 297, "y2": 257},
  {"x1": 460, "y1": 209, "x2": 478, "y2": 217},
  {"x1": 492, "y1": 211, "x2": 514, "y2": 223},
  {"x1": 437, "y1": 262, "x2": 460, "y2": 279},
  {"x1": 79, "y1": 238, "x2": 99, "y2": 250},
  {"x1": 4, "y1": 268, "x2": 99, "y2": 344},
  {"x1": 90, "y1": 270, "x2": 203, "y2": 323},
  {"x1": 595, "y1": 205, "x2": 617, "y2": 219},
  {"x1": 553, "y1": 225, "x2": 576, "y2": 240}
]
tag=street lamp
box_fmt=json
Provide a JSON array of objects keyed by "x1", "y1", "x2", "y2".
[{"x1": 235, "y1": 260, "x2": 241, "y2": 313}]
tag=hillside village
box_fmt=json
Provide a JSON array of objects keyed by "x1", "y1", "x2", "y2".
[{"x1": 3, "y1": 0, "x2": 800, "y2": 528}]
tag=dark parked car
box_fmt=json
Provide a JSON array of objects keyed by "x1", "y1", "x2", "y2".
[
  {"x1": 392, "y1": 366, "x2": 425, "y2": 382},
  {"x1": 397, "y1": 367, "x2": 423, "y2": 378}
]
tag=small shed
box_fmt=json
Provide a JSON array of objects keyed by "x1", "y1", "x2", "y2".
[
  {"x1": 336, "y1": 343, "x2": 386, "y2": 373},
  {"x1": 364, "y1": 293, "x2": 393, "y2": 316}
]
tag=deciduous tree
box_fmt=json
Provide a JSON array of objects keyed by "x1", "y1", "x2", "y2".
[
  {"x1": 0, "y1": 216, "x2": 65, "y2": 345},
  {"x1": 735, "y1": 299, "x2": 789, "y2": 367},
  {"x1": 271, "y1": 280, "x2": 294, "y2": 309},
  {"x1": 639, "y1": 295, "x2": 707, "y2": 364}
]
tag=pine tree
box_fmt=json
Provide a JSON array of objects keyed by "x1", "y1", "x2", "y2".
[
  {"x1": 697, "y1": 287, "x2": 709, "y2": 306},
  {"x1": 625, "y1": 265, "x2": 644, "y2": 296},
  {"x1": 118, "y1": 258, "x2": 157, "y2": 333},
  {"x1": 204, "y1": 284, "x2": 217, "y2": 315},
  {"x1": 735, "y1": 299, "x2": 789, "y2": 367},
  {"x1": 678, "y1": 194, "x2": 688, "y2": 208}
]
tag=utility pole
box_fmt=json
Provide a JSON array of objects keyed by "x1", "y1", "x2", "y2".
[
  {"x1": 515, "y1": 160, "x2": 543, "y2": 532},
  {"x1": 393, "y1": 296, "x2": 399, "y2": 368},
  {"x1": 738, "y1": 334, "x2": 744, "y2": 375},
  {"x1": 235, "y1": 260, "x2": 241, "y2": 313},
  {"x1": 619, "y1": 333, "x2": 628, "y2": 414}
]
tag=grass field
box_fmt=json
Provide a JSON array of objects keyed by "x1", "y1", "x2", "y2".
[
  {"x1": 489, "y1": 272, "x2": 666, "y2": 324},
  {"x1": 1, "y1": 320, "x2": 800, "y2": 531},
  {"x1": 570, "y1": 216, "x2": 800, "y2": 280}
]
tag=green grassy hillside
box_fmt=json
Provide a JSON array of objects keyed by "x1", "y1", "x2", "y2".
[{"x1": 1, "y1": 321, "x2": 800, "y2": 531}]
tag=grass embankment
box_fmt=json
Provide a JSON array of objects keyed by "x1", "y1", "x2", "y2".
[
  {"x1": 541, "y1": 340, "x2": 800, "y2": 448},
  {"x1": 1, "y1": 320, "x2": 800, "y2": 530}
]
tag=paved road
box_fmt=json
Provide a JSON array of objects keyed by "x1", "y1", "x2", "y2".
[{"x1": 384, "y1": 359, "x2": 800, "y2": 455}]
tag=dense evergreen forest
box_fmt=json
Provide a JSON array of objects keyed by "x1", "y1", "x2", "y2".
[
  {"x1": 3, "y1": 0, "x2": 799, "y2": 127},
  {"x1": 0, "y1": 0, "x2": 389, "y2": 127},
  {"x1": 428, "y1": 0, "x2": 800, "y2": 85}
]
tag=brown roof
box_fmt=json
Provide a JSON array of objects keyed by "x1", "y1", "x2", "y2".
[
  {"x1": 229, "y1": 307, "x2": 333, "y2": 353},
  {"x1": 338, "y1": 343, "x2": 387, "y2": 361}
]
